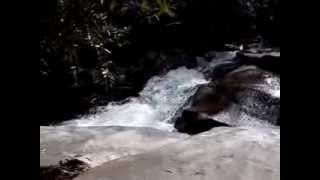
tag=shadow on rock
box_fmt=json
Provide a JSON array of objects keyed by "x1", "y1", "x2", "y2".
[
  {"x1": 236, "y1": 49, "x2": 280, "y2": 75},
  {"x1": 40, "y1": 159, "x2": 90, "y2": 180},
  {"x1": 175, "y1": 110, "x2": 230, "y2": 135}
]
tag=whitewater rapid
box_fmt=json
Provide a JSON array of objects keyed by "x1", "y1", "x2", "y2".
[
  {"x1": 62, "y1": 67, "x2": 208, "y2": 131},
  {"x1": 60, "y1": 51, "x2": 279, "y2": 131}
]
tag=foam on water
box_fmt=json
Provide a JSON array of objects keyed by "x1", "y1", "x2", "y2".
[
  {"x1": 209, "y1": 104, "x2": 274, "y2": 128},
  {"x1": 60, "y1": 51, "x2": 279, "y2": 131},
  {"x1": 196, "y1": 51, "x2": 238, "y2": 72},
  {"x1": 264, "y1": 77, "x2": 280, "y2": 98},
  {"x1": 62, "y1": 67, "x2": 208, "y2": 131}
]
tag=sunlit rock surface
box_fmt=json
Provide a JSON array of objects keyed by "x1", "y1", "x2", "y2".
[
  {"x1": 76, "y1": 127, "x2": 280, "y2": 180},
  {"x1": 40, "y1": 126, "x2": 187, "y2": 168}
]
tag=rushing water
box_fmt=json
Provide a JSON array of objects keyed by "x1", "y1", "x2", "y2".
[
  {"x1": 62, "y1": 67, "x2": 208, "y2": 131},
  {"x1": 61, "y1": 51, "x2": 279, "y2": 131}
]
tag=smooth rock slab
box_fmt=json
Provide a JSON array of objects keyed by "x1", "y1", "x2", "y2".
[
  {"x1": 76, "y1": 127, "x2": 280, "y2": 180},
  {"x1": 40, "y1": 126, "x2": 187, "y2": 168}
]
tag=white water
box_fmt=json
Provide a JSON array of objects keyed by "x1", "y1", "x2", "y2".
[
  {"x1": 61, "y1": 51, "x2": 279, "y2": 131},
  {"x1": 62, "y1": 67, "x2": 208, "y2": 131},
  {"x1": 209, "y1": 104, "x2": 274, "y2": 128}
]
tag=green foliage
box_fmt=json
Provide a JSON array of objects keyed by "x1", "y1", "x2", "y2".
[
  {"x1": 155, "y1": 0, "x2": 175, "y2": 17},
  {"x1": 138, "y1": 0, "x2": 151, "y2": 13},
  {"x1": 137, "y1": 0, "x2": 176, "y2": 18}
]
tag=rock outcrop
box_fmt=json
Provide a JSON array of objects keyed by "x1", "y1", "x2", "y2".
[
  {"x1": 174, "y1": 110, "x2": 230, "y2": 135},
  {"x1": 76, "y1": 127, "x2": 280, "y2": 180},
  {"x1": 40, "y1": 126, "x2": 187, "y2": 179},
  {"x1": 175, "y1": 49, "x2": 280, "y2": 134},
  {"x1": 238, "y1": 48, "x2": 280, "y2": 74}
]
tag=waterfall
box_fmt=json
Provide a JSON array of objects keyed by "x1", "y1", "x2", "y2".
[{"x1": 62, "y1": 67, "x2": 208, "y2": 131}]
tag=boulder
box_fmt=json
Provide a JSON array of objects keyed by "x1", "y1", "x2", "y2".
[
  {"x1": 76, "y1": 127, "x2": 280, "y2": 180},
  {"x1": 237, "y1": 48, "x2": 280, "y2": 74},
  {"x1": 174, "y1": 110, "x2": 230, "y2": 135},
  {"x1": 218, "y1": 66, "x2": 280, "y2": 126},
  {"x1": 175, "y1": 65, "x2": 280, "y2": 132}
]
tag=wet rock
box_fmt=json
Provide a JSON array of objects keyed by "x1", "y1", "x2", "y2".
[
  {"x1": 237, "y1": 48, "x2": 280, "y2": 74},
  {"x1": 211, "y1": 61, "x2": 242, "y2": 79},
  {"x1": 218, "y1": 66, "x2": 280, "y2": 126},
  {"x1": 175, "y1": 65, "x2": 280, "y2": 131},
  {"x1": 174, "y1": 110, "x2": 230, "y2": 135},
  {"x1": 76, "y1": 127, "x2": 280, "y2": 180}
]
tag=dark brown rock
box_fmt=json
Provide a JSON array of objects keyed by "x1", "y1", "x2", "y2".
[
  {"x1": 174, "y1": 65, "x2": 280, "y2": 132},
  {"x1": 175, "y1": 110, "x2": 230, "y2": 135},
  {"x1": 237, "y1": 49, "x2": 280, "y2": 74}
]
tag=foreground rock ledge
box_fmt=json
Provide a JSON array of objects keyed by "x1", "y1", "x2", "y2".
[
  {"x1": 76, "y1": 127, "x2": 280, "y2": 180},
  {"x1": 40, "y1": 126, "x2": 187, "y2": 168}
]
